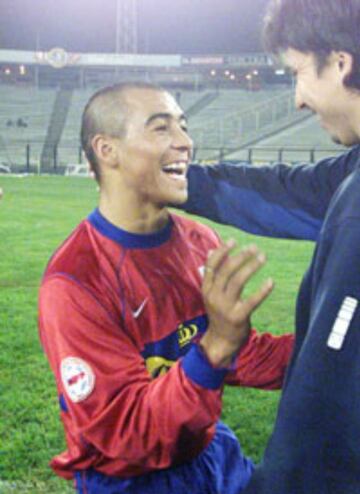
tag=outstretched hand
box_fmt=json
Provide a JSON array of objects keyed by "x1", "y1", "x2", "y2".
[{"x1": 200, "y1": 240, "x2": 274, "y2": 367}]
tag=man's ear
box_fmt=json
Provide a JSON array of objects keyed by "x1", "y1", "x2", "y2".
[
  {"x1": 91, "y1": 134, "x2": 119, "y2": 170},
  {"x1": 336, "y1": 51, "x2": 354, "y2": 82}
]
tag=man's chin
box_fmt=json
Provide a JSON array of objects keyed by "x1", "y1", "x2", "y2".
[
  {"x1": 330, "y1": 135, "x2": 343, "y2": 145},
  {"x1": 167, "y1": 193, "x2": 188, "y2": 208},
  {"x1": 330, "y1": 134, "x2": 360, "y2": 147},
  {"x1": 325, "y1": 125, "x2": 360, "y2": 147}
]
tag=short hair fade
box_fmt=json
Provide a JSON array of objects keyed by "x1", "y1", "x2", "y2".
[{"x1": 80, "y1": 82, "x2": 164, "y2": 183}]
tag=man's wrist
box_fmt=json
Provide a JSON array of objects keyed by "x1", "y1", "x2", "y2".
[
  {"x1": 181, "y1": 344, "x2": 229, "y2": 389},
  {"x1": 199, "y1": 331, "x2": 240, "y2": 368}
]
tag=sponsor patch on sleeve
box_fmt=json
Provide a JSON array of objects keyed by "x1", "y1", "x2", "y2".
[{"x1": 60, "y1": 357, "x2": 95, "y2": 403}]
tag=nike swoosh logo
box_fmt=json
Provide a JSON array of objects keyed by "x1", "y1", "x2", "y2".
[
  {"x1": 132, "y1": 298, "x2": 148, "y2": 319},
  {"x1": 198, "y1": 265, "x2": 205, "y2": 278}
]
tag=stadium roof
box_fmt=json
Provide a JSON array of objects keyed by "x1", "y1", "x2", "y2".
[{"x1": 0, "y1": 0, "x2": 268, "y2": 55}]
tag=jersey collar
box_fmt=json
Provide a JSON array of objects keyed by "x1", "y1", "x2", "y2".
[{"x1": 88, "y1": 208, "x2": 173, "y2": 249}]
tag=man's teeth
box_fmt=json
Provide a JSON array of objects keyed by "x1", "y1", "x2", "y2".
[{"x1": 162, "y1": 162, "x2": 186, "y2": 175}]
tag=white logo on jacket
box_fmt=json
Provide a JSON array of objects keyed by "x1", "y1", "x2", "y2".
[
  {"x1": 327, "y1": 296, "x2": 358, "y2": 350},
  {"x1": 60, "y1": 357, "x2": 95, "y2": 403}
]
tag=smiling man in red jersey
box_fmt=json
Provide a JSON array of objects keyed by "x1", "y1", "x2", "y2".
[{"x1": 39, "y1": 82, "x2": 293, "y2": 494}]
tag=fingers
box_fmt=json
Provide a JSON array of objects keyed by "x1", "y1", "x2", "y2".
[
  {"x1": 204, "y1": 241, "x2": 263, "y2": 299},
  {"x1": 203, "y1": 239, "x2": 236, "y2": 293},
  {"x1": 225, "y1": 250, "x2": 266, "y2": 301},
  {"x1": 201, "y1": 241, "x2": 274, "y2": 366},
  {"x1": 206, "y1": 239, "x2": 236, "y2": 272},
  {"x1": 236, "y1": 278, "x2": 274, "y2": 316},
  {"x1": 203, "y1": 240, "x2": 273, "y2": 313}
]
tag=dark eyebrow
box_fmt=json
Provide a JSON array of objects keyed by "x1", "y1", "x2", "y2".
[{"x1": 145, "y1": 112, "x2": 188, "y2": 126}]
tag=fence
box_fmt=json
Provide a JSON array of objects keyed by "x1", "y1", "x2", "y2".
[{"x1": 0, "y1": 140, "x2": 347, "y2": 175}]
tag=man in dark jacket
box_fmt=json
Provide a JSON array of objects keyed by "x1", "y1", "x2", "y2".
[{"x1": 183, "y1": 0, "x2": 360, "y2": 492}]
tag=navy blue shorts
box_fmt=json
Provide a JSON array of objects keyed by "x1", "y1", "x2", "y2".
[{"x1": 75, "y1": 422, "x2": 254, "y2": 493}]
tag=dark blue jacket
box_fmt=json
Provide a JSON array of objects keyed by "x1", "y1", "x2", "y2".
[{"x1": 183, "y1": 145, "x2": 360, "y2": 494}]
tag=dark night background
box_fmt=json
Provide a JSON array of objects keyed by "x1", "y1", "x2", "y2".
[{"x1": 0, "y1": 0, "x2": 269, "y2": 54}]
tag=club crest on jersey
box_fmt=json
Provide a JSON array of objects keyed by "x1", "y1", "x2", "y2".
[
  {"x1": 177, "y1": 323, "x2": 198, "y2": 348},
  {"x1": 60, "y1": 357, "x2": 95, "y2": 403}
]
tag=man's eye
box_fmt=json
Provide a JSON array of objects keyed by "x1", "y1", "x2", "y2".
[
  {"x1": 154, "y1": 125, "x2": 168, "y2": 131},
  {"x1": 181, "y1": 125, "x2": 188, "y2": 133}
]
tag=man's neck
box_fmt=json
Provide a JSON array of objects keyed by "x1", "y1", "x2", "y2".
[{"x1": 98, "y1": 195, "x2": 170, "y2": 234}]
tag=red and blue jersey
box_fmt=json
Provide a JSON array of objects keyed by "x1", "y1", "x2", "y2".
[{"x1": 39, "y1": 209, "x2": 293, "y2": 489}]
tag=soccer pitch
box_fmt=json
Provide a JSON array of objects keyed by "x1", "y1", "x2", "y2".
[{"x1": 0, "y1": 175, "x2": 314, "y2": 493}]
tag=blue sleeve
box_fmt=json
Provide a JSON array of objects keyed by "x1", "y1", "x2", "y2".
[
  {"x1": 182, "y1": 146, "x2": 360, "y2": 241},
  {"x1": 181, "y1": 344, "x2": 228, "y2": 390}
]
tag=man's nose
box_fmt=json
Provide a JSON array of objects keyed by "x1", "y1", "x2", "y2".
[
  {"x1": 173, "y1": 127, "x2": 193, "y2": 152},
  {"x1": 295, "y1": 85, "x2": 306, "y2": 110}
]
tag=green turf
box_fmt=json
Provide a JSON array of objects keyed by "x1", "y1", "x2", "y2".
[{"x1": 0, "y1": 175, "x2": 314, "y2": 493}]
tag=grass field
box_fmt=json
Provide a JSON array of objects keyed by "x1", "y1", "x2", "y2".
[{"x1": 0, "y1": 175, "x2": 314, "y2": 493}]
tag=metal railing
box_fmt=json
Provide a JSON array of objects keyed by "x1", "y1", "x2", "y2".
[
  {"x1": 0, "y1": 140, "x2": 346, "y2": 174},
  {"x1": 190, "y1": 90, "x2": 313, "y2": 157}
]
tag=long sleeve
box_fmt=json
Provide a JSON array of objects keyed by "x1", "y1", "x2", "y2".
[
  {"x1": 226, "y1": 330, "x2": 294, "y2": 390},
  {"x1": 182, "y1": 146, "x2": 360, "y2": 240},
  {"x1": 39, "y1": 276, "x2": 226, "y2": 477}
]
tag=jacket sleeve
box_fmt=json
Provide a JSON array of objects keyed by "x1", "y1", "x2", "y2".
[
  {"x1": 225, "y1": 330, "x2": 294, "y2": 390},
  {"x1": 182, "y1": 147, "x2": 360, "y2": 241},
  {"x1": 39, "y1": 275, "x2": 227, "y2": 474}
]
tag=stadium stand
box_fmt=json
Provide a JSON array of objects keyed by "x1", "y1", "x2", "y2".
[
  {"x1": 0, "y1": 49, "x2": 344, "y2": 171},
  {"x1": 189, "y1": 88, "x2": 315, "y2": 160},
  {"x1": 41, "y1": 89, "x2": 73, "y2": 169},
  {"x1": 0, "y1": 85, "x2": 56, "y2": 171},
  {"x1": 57, "y1": 88, "x2": 94, "y2": 166},
  {"x1": 226, "y1": 115, "x2": 346, "y2": 164},
  {"x1": 190, "y1": 88, "x2": 284, "y2": 122}
]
